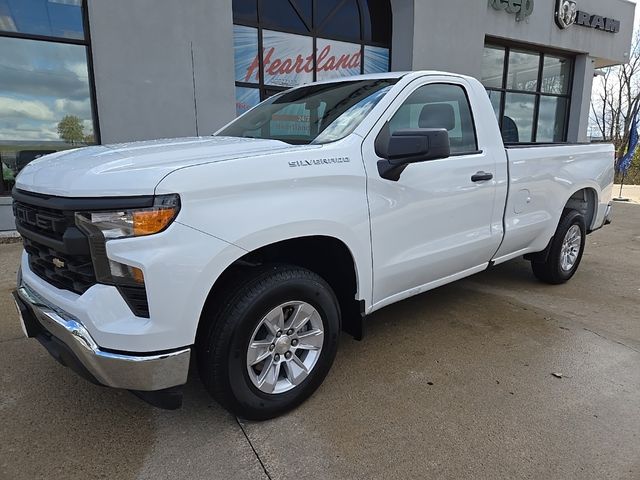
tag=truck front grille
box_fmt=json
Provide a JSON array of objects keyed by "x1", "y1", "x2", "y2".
[
  {"x1": 13, "y1": 190, "x2": 151, "y2": 317},
  {"x1": 14, "y1": 196, "x2": 96, "y2": 296},
  {"x1": 12, "y1": 201, "x2": 68, "y2": 240},
  {"x1": 23, "y1": 237, "x2": 96, "y2": 294}
]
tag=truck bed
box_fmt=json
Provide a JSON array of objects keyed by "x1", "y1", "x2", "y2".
[{"x1": 492, "y1": 142, "x2": 615, "y2": 264}]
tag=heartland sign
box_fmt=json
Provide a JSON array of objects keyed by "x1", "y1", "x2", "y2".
[
  {"x1": 244, "y1": 44, "x2": 361, "y2": 85},
  {"x1": 489, "y1": 0, "x2": 534, "y2": 22},
  {"x1": 555, "y1": 0, "x2": 620, "y2": 33}
]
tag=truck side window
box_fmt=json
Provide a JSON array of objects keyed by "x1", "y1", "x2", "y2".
[{"x1": 388, "y1": 83, "x2": 478, "y2": 155}]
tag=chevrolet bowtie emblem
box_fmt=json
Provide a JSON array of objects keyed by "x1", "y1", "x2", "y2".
[{"x1": 52, "y1": 258, "x2": 65, "y2": 269}]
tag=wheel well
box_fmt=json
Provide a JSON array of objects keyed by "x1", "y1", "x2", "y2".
[
  {"x1": 197, "y1": 236, "x2": 364, "y2": 343},
  {"x1": 565, "y1": 188, "x2": 597, "y2": 232},
  {"x1": 526, "y1": 187, "x2": 598, "y2": 263}
]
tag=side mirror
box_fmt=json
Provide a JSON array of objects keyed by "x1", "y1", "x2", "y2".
[{"x1": 375, "y1": 128, "x2": 450, "y2": 181}]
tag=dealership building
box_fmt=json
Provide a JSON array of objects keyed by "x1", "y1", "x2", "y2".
[{"x1": 0, "y1": 0, "x2": 635, "y2": 230}]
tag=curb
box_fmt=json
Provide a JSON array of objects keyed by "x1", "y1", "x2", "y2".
[{"x1": 0, "y1": 231, "x2": 21, "y2": 244}]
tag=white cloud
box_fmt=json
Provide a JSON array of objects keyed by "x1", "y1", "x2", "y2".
[
  {"x1": 0, "y1": 96, "x2": 54, "y2": 121},
  {"x1": 53, "y1": 98, "x2": 91, "y2": 118},
  {"x1": 0, "y1": 124, "x2": 59, "y2": 142},
  {"x1": 65, "y1": 61, "x2": 89, "y2": 81}
]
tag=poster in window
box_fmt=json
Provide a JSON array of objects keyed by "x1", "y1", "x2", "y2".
[
  {"x1": 270, "y1": 104, "x2": 312, "y2": 137},
  {"x1": 262, "y1": 30, "x2": 313, "y2": 87},
  {"x1": 316, "y1": 39, "x2": 361, "y2": 81},
  {"x1": 235, "y1": 87, "x2": 260, "y2": 116},
  {"x1": 234, "y1": 25, "x2": 259, "y2": 83},
  {"x1": 364, "y1": 45, "x2": 390, "y2": 74}
]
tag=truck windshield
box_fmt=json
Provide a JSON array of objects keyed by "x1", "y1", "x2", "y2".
[{"x1": 217, "y1": 79, "x2": 398, "y2": 145}]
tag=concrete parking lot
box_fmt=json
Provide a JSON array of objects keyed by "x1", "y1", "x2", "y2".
[{"x1": 1, "y1": 203, "x2": 639, "y2": 480}]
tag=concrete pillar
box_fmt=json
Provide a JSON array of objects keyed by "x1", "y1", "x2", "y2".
[
  {"x1": 390, "y1": 0, "x2": 415, "y2": 71},
  {"x1": 567, "y1": 54, "x2": 595, "y2": 143},
  {"x1": 87, "y1": 0, "x2": 236, "y2": 144}
]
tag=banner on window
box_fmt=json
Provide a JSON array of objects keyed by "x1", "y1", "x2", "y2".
[
  {"x1": 233, "y1": 25, "x2": 259, "y2": 83},
  {"x1": 235, "y1": 87, "x2": 260, "y2": 116},
  {"x1": 261, "y1": 30, "x2": 313, "y2": 87},
  {"x1": 364, "y1": 46, "x2": 390, "y2": 74},
  {"x1": 234, "y1": 26, "x2": 390, "y2": 89},
  {"x1": 316, "y1": 39, "x2": 361, "y2": 81}
]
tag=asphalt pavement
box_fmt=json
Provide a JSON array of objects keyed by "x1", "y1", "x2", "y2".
[{"x1": 1, "y1": 203, "x2": 639, "y2": 480}]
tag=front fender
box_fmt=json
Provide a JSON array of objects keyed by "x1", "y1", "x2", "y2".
[{"x1": 154, "y1": 141, "x2": 373, "y2": 308}]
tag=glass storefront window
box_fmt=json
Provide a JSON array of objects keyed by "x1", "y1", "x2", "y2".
[
  {"x1": 504, "y1": 93, "x2": 536, "y2": 143},
  {"x1": 318, "y1": 0, "x2": 360, "y2": 41},
  {"x1": 506, "y1": 50, "x2": 539, "y2": 92},
  {"x1": 363, "y1": 45, "x2": 390, "y2": 75},
  {"x1": 487, "y1": 90, "x2": 502, "y2": 121},
  {"x1": 316, "y1": 38, "x2": 361, "y2": 81},
  {"x1": 482, "y1": 46, "x2": 505, "y2": 89},
  {"x1": 262, "y1": 30, "x2": 314, "y2": 87},
  {"x1": 231, "y1": 0, "x2": 258, "y2": 24},
  {"x1": 260, "y1": 0, "x2": 309, "y2": 33},
  {"x1": 0, "y1": 0, "x2": 84, "y2": 40},
  {"x1": 541, "y1": 55, "x2": 571, "y2": 95},
  {"x1": 232, "y1": 0, "x2": 391, "y2": 115},
  {"x1": 235, "y1": 86, "x2": 260, "y2": 116},
  {"x1": 233, "y1": 25, "x2": 259, "y2": 84},
  {"x1": 482, "y1": 42, "x2": 573, "y2": 144},
  {"x1": 0, "y1": 2, "x2": 95, "y2": 197},
  {"x1": 537, "y1": 96, "x2": 568, "y2": 142}
]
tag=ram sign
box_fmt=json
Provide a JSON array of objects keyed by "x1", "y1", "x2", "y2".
[{"x1": 555, "y1": 0, "x2": 621, "y2": 33}]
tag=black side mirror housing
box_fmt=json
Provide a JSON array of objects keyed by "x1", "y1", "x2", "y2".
[{"x1": 375, "y1": 127, "x2": 450, "y2": 181}]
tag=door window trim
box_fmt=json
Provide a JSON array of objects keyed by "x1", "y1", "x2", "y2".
[{"x1": 373, "y1": 80, "x2": 483, "y2": 158}]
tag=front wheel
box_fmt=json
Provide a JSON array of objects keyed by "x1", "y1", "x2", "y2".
[
  {"x1": 197, "y1": 265, "x2": 340, "y2": 420},
  {"x1": 531, "y1": 209, "x2": 586, "y2": 285}
]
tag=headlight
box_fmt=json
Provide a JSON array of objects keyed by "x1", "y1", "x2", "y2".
[
  {"x1": 75, "y1": 194, "x2": 180, "y2": 287},
  {"x1": 75, "y1": 194, "x2": 180, "y2": 240}
]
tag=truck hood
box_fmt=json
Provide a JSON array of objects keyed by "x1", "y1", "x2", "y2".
[{"x1": 15, "y1": 136, "x2": 299, "y2": 197}]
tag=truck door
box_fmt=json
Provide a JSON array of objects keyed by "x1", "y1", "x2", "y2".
[{"x1": 363, "y1": 79, "x2": 504, "y2": 308}]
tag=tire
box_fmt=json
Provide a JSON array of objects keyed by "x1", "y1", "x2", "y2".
[
  {"x1": 197, "y1": 264, "x2": 340, "y2": 420},
  {"x1": 531, "y1": 209, "x2": 586, "y2": 285}
]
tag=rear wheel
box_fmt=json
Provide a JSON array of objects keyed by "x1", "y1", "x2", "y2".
[
  {"x1": 197, "y1": 265, "x2": 340, "y2": 420},
  {"x1": 531, "y1": 209, "x2": 586, "y2": 285}
]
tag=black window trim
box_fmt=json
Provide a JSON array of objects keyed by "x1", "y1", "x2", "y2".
[
  {"x1": 483, "y1": 38, "x2": 574, "y2": 144},
  {"x1": 233, "y1": 0, "x2": 392, "y2": 105}
]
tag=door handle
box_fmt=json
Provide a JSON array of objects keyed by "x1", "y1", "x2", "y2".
[{"x1": 471, "y1": 171, "x2": 493, "y2": 182}]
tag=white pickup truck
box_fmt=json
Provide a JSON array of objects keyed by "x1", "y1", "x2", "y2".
[{"x1": 12, "y1": 71, "x2": 613, "y2": 419}]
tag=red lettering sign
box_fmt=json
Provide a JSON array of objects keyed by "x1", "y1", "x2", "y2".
[{"x1": 244, "y1": 44, "x2": 362, "y2": 83}]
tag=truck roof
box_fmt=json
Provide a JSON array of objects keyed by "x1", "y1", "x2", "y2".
[{"x1": 304, "y1": 70, "x2": 475, "y2": 87}]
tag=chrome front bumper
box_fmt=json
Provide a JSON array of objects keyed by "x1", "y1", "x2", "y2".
[{"x1": 14, "y1": 283, "x2": 191, "y2": 392}]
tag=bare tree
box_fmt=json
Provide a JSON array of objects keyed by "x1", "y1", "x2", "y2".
[{"x1": 590, "y1": 31, "x2": 640, "y2": 159}]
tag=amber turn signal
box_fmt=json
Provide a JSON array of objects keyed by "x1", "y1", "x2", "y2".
[{"x1": 133, "y1": 208, "x2": 178, "y2": 236}]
